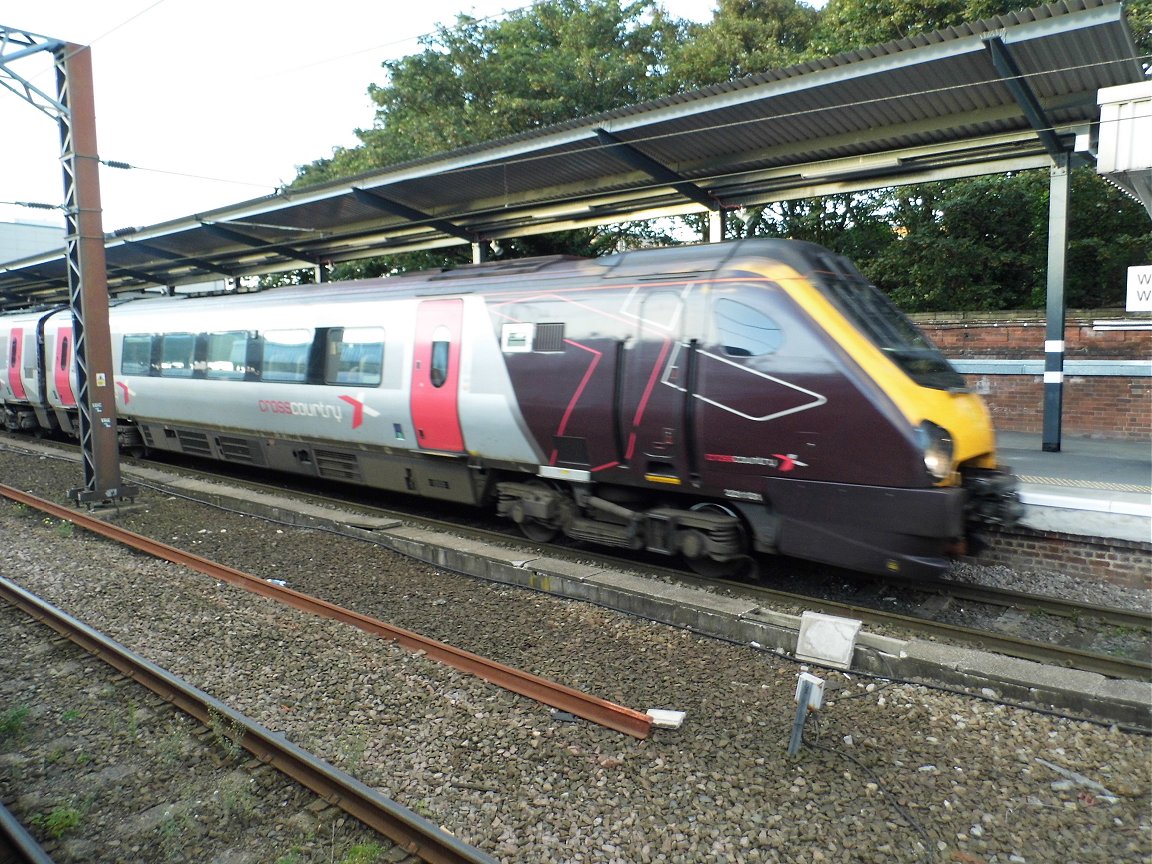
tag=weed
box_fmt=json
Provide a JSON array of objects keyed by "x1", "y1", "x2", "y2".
[
  {"x1": 54, "y1": 520, "x2": 74, "y2": 538},
  {"x1": 46, "y1": 747, "x2": 69, "y2": 764},
  {"x1": 340, "y1": 843, "x2": 384, "y2": 863},
  {"x1": 217, "y1": 773, "x2": 258, "y2": 821},
  {"x1": 61, "y1": 708, "x2": 84, "y2": 722},
  {"x1": 207, "y1": 709, "x2": 247, "y2": 761},
  {"x1": 157, "y1": 809, "x2": 194, "y2": 860},
  {"x1": 340, "y1": 733, "x2": 369, "y2": 774},
  {"x1": 157, "y1": 728, "x2": 197, "y2": 765},
  {"x1": 29, "y1": 804, "x2": 83, "y2": 839},
  {"x1": 0, "y1": 705, "x2": 30, "y2": 744}
]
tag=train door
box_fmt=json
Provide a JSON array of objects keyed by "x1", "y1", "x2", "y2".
[
  {"x1": 53, "y1": 325, "x2": 77, "y2": 407},
  {"x1": 6, "y1": 328, "x2": 26, "y2": 400},
  {"x1": 617, "y1": 290, "x2": 687, "y2": 480},
  {"x1": 410, "y1": 298, "x2": 465, "y2": 452}
]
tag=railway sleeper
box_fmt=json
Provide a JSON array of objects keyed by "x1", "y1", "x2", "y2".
[{"x1": 496, "y1": 481, "x2": 745, "y2": 560}]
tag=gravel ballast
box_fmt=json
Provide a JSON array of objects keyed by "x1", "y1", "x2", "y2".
[{"x1": 1, "y1": 447, "x2": 1150, "y2": 863}]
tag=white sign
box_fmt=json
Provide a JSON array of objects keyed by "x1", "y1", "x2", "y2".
[{"x1": 1127, "y1": 265, "x2": 1152, "y2": 312}]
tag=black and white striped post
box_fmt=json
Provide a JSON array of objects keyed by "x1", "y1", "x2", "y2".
[{"x1": 1042, "y1": 152, "x2": 1071, "y2": 453}]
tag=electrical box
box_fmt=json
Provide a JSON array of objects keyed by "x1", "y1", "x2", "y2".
[{"x1": 1097, "y1": 82, "x2": 1152, "y2": 216}]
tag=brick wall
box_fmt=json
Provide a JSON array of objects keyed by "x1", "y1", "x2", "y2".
[
  {"x1": 972, "y1": 526, "x2": 1152, "y2": 589},
  {"x1": 913, "y1": 311, "x2": 1151, "y2": 442}
]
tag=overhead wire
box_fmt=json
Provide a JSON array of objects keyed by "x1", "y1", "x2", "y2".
[{"x1": 2, "y1": 8, "x2": 1145, "y2": 241}]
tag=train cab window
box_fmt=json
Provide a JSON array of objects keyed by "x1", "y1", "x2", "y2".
[
  {"x1": 159, "y1": 333, "x2": 195, "y2": 378},
  {"x1": 261, "y1": 329, "x2": 313, "y2": 383},
  {"x1": 205, "y1": 331, "x2": 248, "y2": 381},
  {"x1": 429, "y1": 325, "x2": 451, "y2": 388},
  {"x1": 715, "y1": 298, "x2": 782, "y2": 357},
  {"x1": 120, "y1": 335, "x2": 154, "y2": 376},
  {"x1": 324, "y1": 327, "x2": 384, "y2": 386}
]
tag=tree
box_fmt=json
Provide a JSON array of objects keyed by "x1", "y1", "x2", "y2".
[
  {"x1": 808, "y1": 0, "x2": 1016, "y2": 56},
  {"x1": 285, "y1": 0, "x2": 1150, "y2": 309},
  {"x1": 668, "y1": 0, "x2": 817, "y2": 87},
  {"x1": 295, "y1": 0, "x2": 679, "y2": 187}
]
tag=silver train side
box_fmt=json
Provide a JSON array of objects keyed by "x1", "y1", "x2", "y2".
[{"x1": 1, "y1": 239, "x2": 1019, "y2": 578}]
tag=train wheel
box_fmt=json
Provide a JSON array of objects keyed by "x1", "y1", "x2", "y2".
[
  {"x1": 683, "y1": 502, "x2": 753, "y2": 580},
  {"x1": 514, "y1": 478, "x2": 562, "y2": 543}
]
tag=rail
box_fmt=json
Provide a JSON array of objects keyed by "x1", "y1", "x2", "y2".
[
  {"x1": 0, "y1": 575, "x2": 496, "y2": 864},
  {"x1": 0, "y1": 482, "x2": 652, "y2": 739}
]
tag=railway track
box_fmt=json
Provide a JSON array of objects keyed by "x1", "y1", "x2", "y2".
[
  {"x1": 3, "y1": 436, "x2": 1149, "y2": 684},
  {"x1": 0, "y1": 575, "x2": 498, "y2": 864},
  {"x1": 3, "y1": 438, "x2": 1151, "y2": 862}
]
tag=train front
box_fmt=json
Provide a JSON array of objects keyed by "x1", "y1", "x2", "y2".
[{"x1": 789, "y1": 243, "x2": 1022, "y2": 554}]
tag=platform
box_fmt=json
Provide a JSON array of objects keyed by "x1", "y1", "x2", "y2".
[{"x1": 997, "y1": 432, "x2": 1151, "y2": 544}]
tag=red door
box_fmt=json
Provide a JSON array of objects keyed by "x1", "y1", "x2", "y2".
[
  {"x1": 54, "y1": 326, "x2": 77, "y2": 407},
  {"x1": 7, "y1": 329, "x2": 26, "y2": 400},
  {"x1": 410, "y1": 299, "x2": 465, "y2": 452}
]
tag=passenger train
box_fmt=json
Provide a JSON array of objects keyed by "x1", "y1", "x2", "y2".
[{"x1": 1, "y1": 239, "x2": 1019, "y2": 578}]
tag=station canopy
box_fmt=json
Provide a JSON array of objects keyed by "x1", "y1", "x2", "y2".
[{"x1": 0, "y1": 0, "x2": 1145, "y2": 310}]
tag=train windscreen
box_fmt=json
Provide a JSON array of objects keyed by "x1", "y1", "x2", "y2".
[{"x1": 808, "y1": 253, "x2": 966, "y2": 391}]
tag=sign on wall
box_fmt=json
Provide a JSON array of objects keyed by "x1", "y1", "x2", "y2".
[{"x1": 1127, "y1": 265, "x2": 1152, "y2": 312}]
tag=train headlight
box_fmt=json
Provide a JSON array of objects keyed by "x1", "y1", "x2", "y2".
[{"x1": 916, "y1": 420, "x2": 953, "y2": 482}]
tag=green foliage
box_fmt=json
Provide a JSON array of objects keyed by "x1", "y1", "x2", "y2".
[
  {"x1": 340, "y1": 845, "x2": 384, "y2": 864},
  {"x1": 809, "y1": 0, "x2": 1020, "y2": 56},
  {"x1": 0, "y1": 704, "x2": 30, "y2": 743},
  {"x1": 207, "y1": 709, "x2": 247, "y2": 762},
  {"x1": 669, "y1": 0, "x2": 817, "y2": 86},
  {"x1": 295, "y1": 0, "x2": 678, "y2": 187},
  {"x1": 281, "y1": 0, "x2": 1151, "y2": 310},
  {"x1": 29, "y1": 804, "x2": 83, "y2": 839}
]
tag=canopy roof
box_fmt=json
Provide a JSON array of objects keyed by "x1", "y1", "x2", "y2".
[{"x1": 0, "y1": 0, "x2": 1144, "y2": 310}]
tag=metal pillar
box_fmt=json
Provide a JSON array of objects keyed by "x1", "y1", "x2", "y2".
[
  {"x1": 472, "y1": 241, "x2": 491, "y2": 264},
  {"x1": 56, "y1": 43, "x2": 137, "y2": 503},
  {"x1": 1042, "y1": 153, "x2": 1070, "y2": 452}
]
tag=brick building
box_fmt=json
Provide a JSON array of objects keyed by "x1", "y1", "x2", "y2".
[{"x1": 915, "y1": 311, "x2": 1150, "y2": 443}]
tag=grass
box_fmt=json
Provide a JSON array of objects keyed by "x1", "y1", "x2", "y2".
[
  {"x1": 207, "y1": 708, "x2": 247, "y2": 762},
  {"x1": 0, "y1": 704, "x2": 31, "y2": 744},
  {"x1": 29, "y1": 804, "x2": 84, "y2": 839}
]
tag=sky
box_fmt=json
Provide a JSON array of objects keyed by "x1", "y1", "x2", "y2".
[{"x1": 0, "y1": 0, "x2": 724, "y2": 233}]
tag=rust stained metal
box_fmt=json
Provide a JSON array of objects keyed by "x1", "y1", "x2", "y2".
[
  {"x1": 0, "y1": 574, "x2": 497, "y2": 864},
  {"x1": 0, "y1": 482, "x2": 653, "y2": 739}
]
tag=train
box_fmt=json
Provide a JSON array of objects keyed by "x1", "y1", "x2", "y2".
[{"x1": 1, "y1": 239, "x2": 1020, "y2": 578}]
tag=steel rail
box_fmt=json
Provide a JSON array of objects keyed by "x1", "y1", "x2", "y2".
[
  {"x1": 0, "y1": 576, "x2": 495, "y2": 864},
  {"x1": 918, "y1": 581, "x2": 1152, "y2": 632},
  {"x1": 714, "y1": 580, "x2": 1152, "y2": 682},
  {"x1": 0, "y1": 482, "x2": 653, "y2": 739},
  {"x1": 5, "y1": 439, "x2": 1144, "y2": 679},
  {"x1": 0, "y1": 799, "x2": 55, "y2": 864}
]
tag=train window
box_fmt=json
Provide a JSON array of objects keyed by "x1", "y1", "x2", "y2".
[
  {"x1": 809, "y1": 258, "x2": 966, "y2": 390},
  {"x1": 715, "y1": 298, "x2": 782, "y2": 357},
  {"x1": 430, "y1": 325, "x2": 451, "y2": 388},
  {"x1": 59, "y1": 336, "x2": 70, "y2": 370},
  {"x1": 324, "y1": 327, "x2": 384, "y2": 386},
  {"x1": 121, "y1": 335, "x2": 153, "y2": 376},
  {"x1": 159, "y1": 333, "x2": 195, "y2": 378},
  {"x1": 261, "y1": 329, "x2": 313, "y2": 383},
  {"x1": 205, "y1": 332, "x2": 248, "y2": 381}
]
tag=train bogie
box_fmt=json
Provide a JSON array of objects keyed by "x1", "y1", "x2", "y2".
[{"x1": 0, "y1": 239, "x2": 1018, "y2": 578}]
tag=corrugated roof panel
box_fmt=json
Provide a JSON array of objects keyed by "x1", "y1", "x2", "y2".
[{"x1": 1, "y1": 0, "x2": 1144, "y2": 307}]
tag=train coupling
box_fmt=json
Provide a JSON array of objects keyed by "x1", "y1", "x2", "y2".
[{"x1": 962, "y1": 467, "x2": 1023, "y2": 527}]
